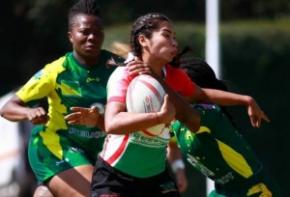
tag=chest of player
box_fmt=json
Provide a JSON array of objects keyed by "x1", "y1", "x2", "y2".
[{"x1": 55, "y1": 67, "x2": 112, "y2": 107}]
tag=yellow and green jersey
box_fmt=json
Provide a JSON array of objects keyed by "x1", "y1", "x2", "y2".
[
  {"x1": 17, "y1": 50, "x2": 117, "y2": 162},
  {"x1": 171, "y1": 104, "x2": 280, "y2": 196}
]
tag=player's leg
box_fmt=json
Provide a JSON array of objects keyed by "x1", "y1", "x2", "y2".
[
  {"x1": 145, "y1": 168, "x2": 180, "y2": 197},
  {"x1": 28, "y1": 130, "x2": 96, "y2": 197},
  {"x1": 33, "y1": 185, "x2": 54, "y2": 197},
  {"x1": 47, "y1": 165, "x2": 94, "y2": 197},
  {"x1": 91, "y1": 157, "x2": 127, "y2": 197}
]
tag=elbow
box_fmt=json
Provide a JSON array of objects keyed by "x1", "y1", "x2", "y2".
[
  {"x1": 105, "y1": 121, "x2": 129, "y2": 135},
  {"x1": 104, "y1": 124, "x2": 113, "y2": 134},
  {"x1": 104, "y1": 121, "x2": 119, "y2": 134},
  {"x1": 104, "y1": 115, "x2": 114, "y2": 133},
  {"x1": 0, "y1": 107, "x2": 9, "y2": 120}
]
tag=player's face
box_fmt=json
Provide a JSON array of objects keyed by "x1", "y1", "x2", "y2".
[
  {"x1": 68, "y1": 14, "x2": 104, "y2": 59},
  {"x1": 142, "y1": 21, "x2": 178, "y2": 64}
]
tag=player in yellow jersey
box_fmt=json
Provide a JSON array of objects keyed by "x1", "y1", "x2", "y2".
[{"x1": 0, "y1": 0, "x2": 121, "y2": 196}]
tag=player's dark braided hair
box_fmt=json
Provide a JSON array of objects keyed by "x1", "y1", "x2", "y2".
[
  {"x1": 170, "y1": 46, "x2": 191, "y2": 67},
  {"x1": 180, "y1": 57, "x2": 237, "y2": 127},
  {"x1": 130, "y1": 13, "x2": 170, "y2": 58},
  {"x1": 68, "y1": 0, "x2": 101, "y2": 30},
  {"x1": 181, "y1": 57, "x2": 227, "y2": 91}
]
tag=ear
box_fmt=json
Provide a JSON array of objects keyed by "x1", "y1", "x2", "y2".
[
  {"x1": 68, "y1": 31, "x2": 73, "y2": 43},
  {"x1": 137, "y1": 34, "x2": 148, "y2": 48}
]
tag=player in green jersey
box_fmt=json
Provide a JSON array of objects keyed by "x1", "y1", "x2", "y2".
[
  {"x1": 0, "y1": 0, "x2": 121, "y2": 196},
  {"x1": 171, "y1": 57, "x2": 281, "y2": 196}
]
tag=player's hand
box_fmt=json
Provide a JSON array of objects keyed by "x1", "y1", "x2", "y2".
[
  {"x1": 65, "y1": 106, "x2": 101, "y2": 127},
  {"x1": 26, "y1": 107, "x2": 48, "y2": 124},
  {"x1": 127, "y1": 57, "x2": 152, "y2": 77},
  {"x1": 247, "y1": 97, "x2": 270, "y2": 128},
  {"x1": 157, "y1": 94, "x2": 176, "y2": 124}
]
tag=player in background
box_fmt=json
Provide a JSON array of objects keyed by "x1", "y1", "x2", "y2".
[
  {"x1": 170, "y1": 56, "x2": 280, "y2": 196},
  {"x1": 0, "y1": 0, "x2": 121, "y2": 196}
]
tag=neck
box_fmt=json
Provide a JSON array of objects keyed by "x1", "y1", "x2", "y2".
[
  {"x1": 142, "y1": 54, "x2": 166, "y2": 77},
  {"x1": 73, "y1": 51, "x2": 100, "y2": 67}
]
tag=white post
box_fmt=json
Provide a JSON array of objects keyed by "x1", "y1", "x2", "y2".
[
  {"x1": 205, "y1": 0, "x2": 220, "y2": 195},
  {"x1": 206, "y1": 0, "x2": 220, "y2": 78}
]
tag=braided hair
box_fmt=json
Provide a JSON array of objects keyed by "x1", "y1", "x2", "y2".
[
  {"x1": 130, "y1": 13, "x2": 170, "y2": 58},
  {"x1": 180, "y1": 57, "x2": 228, "y2": 91},
  {"x1": 68, "y1": 0, "x2": 101, "y2": 30}
]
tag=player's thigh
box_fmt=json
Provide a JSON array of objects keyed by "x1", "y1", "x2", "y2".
[
  {"x1": 33, "y1": 185, "x2": 54, "y2": 197},
  {"x1": 48, "y1": 164, "x2": 94, "y2": 197}
]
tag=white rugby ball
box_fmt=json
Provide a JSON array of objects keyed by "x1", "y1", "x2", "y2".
[{"x1": 126, "y1": 75, "x2": 167, "y2": 137}]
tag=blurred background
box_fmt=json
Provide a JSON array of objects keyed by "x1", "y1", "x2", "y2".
[{"x1": 0, "y1": 0, "x2": 289, "y2": 196}]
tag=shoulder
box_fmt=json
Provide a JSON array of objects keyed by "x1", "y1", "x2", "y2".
[
  {"x1": 107, "y1": 66, "x2": 131, "y2": 93},
  {"x1": 165, "y1": 64, "x2": 198, "y2": 97},
  {"x1": 43, "y1": 55, "x2": 67, "y2": 74},
  {"x1": 165, "y1": 64, "x2": 188, "y2": 77},
  {"x1": 32, "y1": 54, "x2": 69, "y2": 87},
  {"x1": 108, "y1": 66, "x2": 129, "y2": 83}
]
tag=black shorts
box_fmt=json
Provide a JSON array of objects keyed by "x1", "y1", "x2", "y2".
[{"x1": 91, "y1": 157, "x2": 180, "y2": 197}]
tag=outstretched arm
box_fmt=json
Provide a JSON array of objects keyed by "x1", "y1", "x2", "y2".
[{"x1": 192, "y1": 88, "x2": 270, "y2": 128}]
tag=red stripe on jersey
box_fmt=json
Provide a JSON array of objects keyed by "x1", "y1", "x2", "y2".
[
  {"x1": 142, "y1": 129, "x2": 156, "y2": 137},
  {"x1": 139, "y1": 79, "x2": 163, "y2": 103},
  {"x1": 108, "y1": 96, "x2": 126, "y2": 103},
  {"x1": 106, "y1": 134, "x2": 129, "y2": 165}
]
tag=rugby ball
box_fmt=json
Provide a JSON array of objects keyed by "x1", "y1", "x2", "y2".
[{"x1": 126, "y1": 75, "x2": 167, "y2": 137}]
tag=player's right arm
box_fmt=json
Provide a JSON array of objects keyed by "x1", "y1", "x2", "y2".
[
  {"x1": 104, "y1": 67, "x2": 175, "y2": 134},
  {"x1": 0, "y1": 61, "x2": 58, "y2": 124},
  {"x1": 105, "y1": 95, "x2": 175, "y2": 134},
  {"x1": 126, "y1": 60, "x2": 201, "y2": 133},
  {"x1": 0, "y1": 95, "x2": 46, "y2": 124}
]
